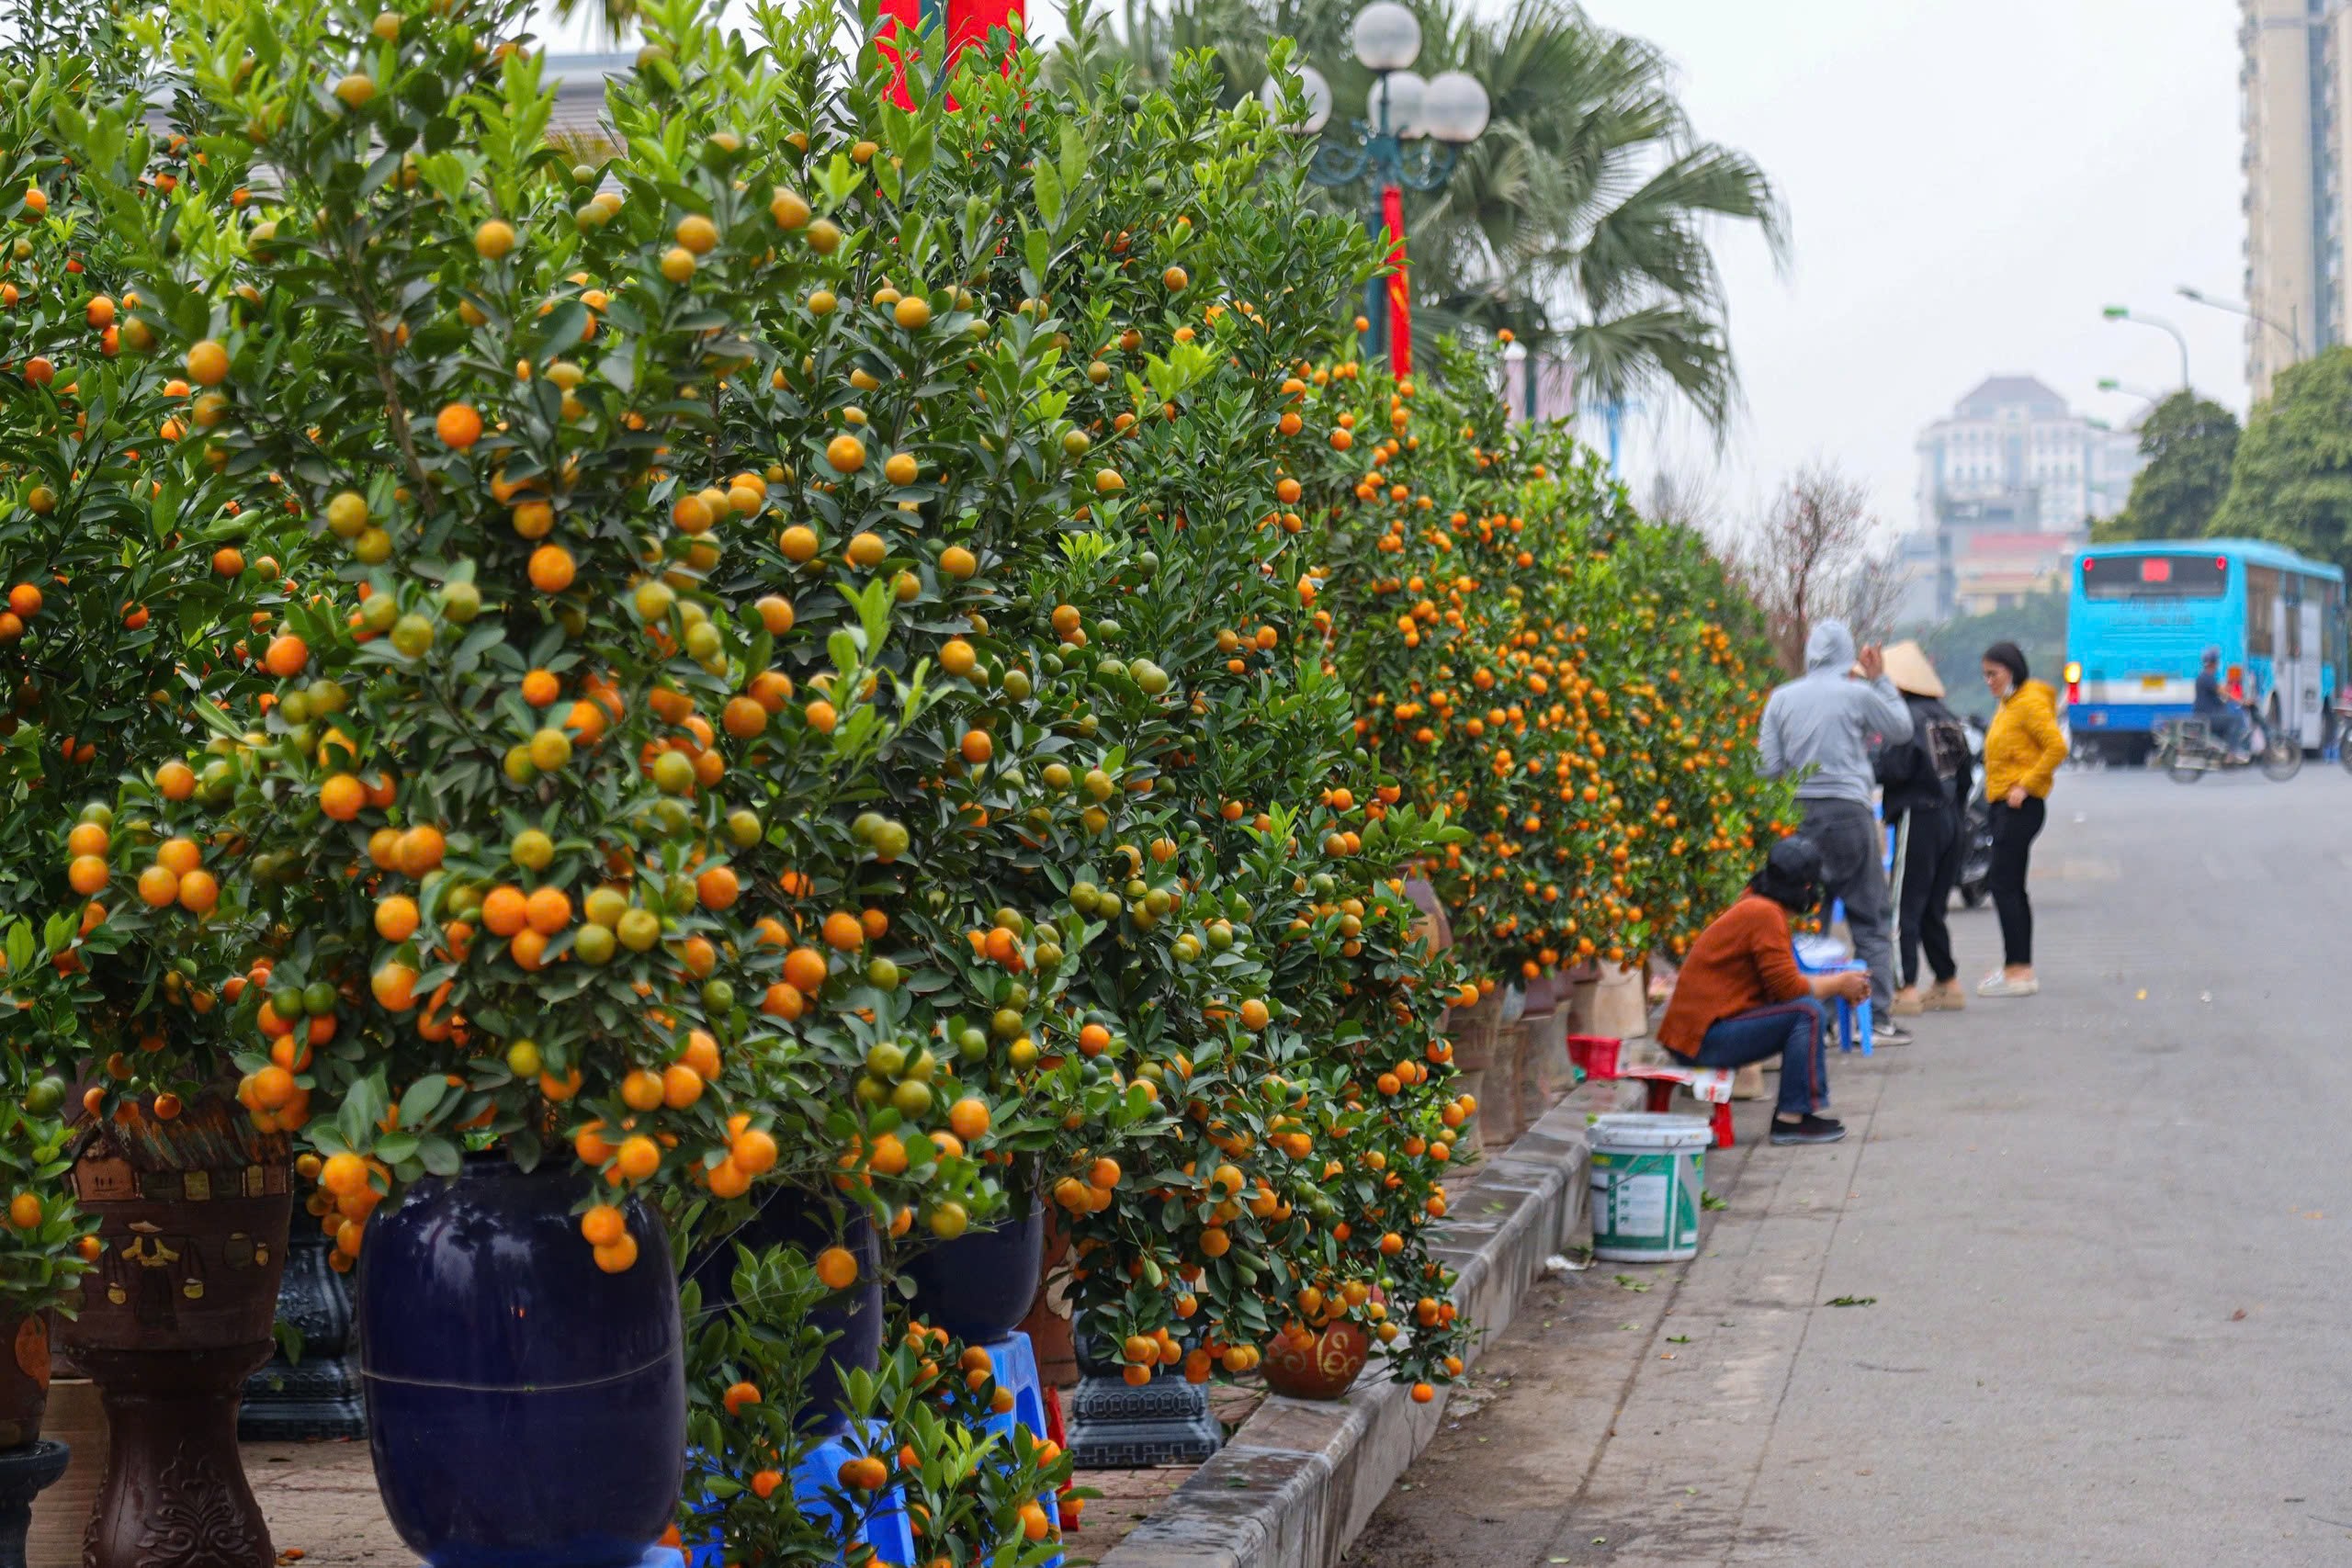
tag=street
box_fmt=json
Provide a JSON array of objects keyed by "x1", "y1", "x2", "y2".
[{"x1": 1355, "y1": 768, "x2": 2352, "y2": 1567}]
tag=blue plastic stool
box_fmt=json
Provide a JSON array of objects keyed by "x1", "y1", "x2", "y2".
[
  {"x1": 1792, "y1": 941, "x2": 1872, "y2": 1055},
  {"x1": 684, "y1": 1425, "x2": 916, "y2": 1568},
  {"x1": 978, "y1": 1332, "x2": 1062, "y2": 1568}
]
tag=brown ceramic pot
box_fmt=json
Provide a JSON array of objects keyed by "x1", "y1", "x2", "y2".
[
  {"x1": 26, "y1": 1375, "x2": 104, "y2": 1568},
  {"x1": 1447, "y1": 995, "x2": 1505, "y2": 1163},
  {"x1": 1517, "y1": 1003, "x2": 1569, "y2": 1121},
  {"x1": 1259, "y1": 1319, "x2": 1371, "y2": 1401},
  {"x1": 59, "y1": 1099, "x2": 290, "y2": 1568},
  {"x1": 0, "y1": 1308, "x2": 50, "y2": 1449}
]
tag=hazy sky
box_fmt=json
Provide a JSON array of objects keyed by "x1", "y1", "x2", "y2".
[
  {"x1": 539, "y1": 1, "x2": 2253, "y2": 540},
  {"x1": 1571, "y1": 0, "x2": 2250, "y2": 538}
]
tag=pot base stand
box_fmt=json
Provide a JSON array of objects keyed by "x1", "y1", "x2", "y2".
[
  {"x1": 1066, "y1": 1368, "x2": 1222, "y2": 1468},
  {"x1": 0, "y1": 1441, "x2": 70, "y2": 1568}
]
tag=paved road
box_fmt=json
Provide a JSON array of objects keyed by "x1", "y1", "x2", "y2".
[{"x1": 1357, "y1": 769, "x2": 2352, "y2": 1567}]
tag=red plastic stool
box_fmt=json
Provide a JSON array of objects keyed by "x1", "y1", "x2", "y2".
[
  {"x1": 1567, "y1": 1033, "x2": 1735, "y2": 1149},
  {"x1": 1636, "y1": 1075, "x2": 1736, "y2": 1150}
]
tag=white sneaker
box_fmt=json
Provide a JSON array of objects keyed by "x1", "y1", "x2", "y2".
[{"x1": 1975, "y1": 973, "x2": 2040, "y2": 998}]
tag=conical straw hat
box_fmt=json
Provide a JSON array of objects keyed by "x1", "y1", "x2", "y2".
[{"x1": 1882, "y1": 640, "x2": 1943, "y2": 698}]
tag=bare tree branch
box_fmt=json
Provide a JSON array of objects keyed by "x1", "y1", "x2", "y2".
[{"x1": 1709, "y1": 461, "x2": 1898, "y2": 672}]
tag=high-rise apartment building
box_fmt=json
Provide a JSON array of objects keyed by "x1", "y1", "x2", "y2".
[{"x1": 2239, "y1": 0, "x2": 2345, "y2": 400}]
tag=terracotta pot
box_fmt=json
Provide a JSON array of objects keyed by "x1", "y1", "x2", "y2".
[
  {"x1": 1260, "y1": 1320, "x2": 1371, "y2": 1401},
  {"x1": 61, "y1": 1098, "x2": 290, "y2": 1568},
  {"x1": 1017, "y1": 1212, "x2": 1076, "y2": 1388},
  {"x1": 1492, "y1": 1018, "x2": 1531, "y2": 1145},
  {"x1": 1449, "y1": 994, "x2": 1506, "y2": 1164},
  {"x1": 0, "y1": 1310, "x2": 49, "y2": 1450},
  {"x1": 25, "y1": 1377, "x2": 102, "y2": 1568},
  {"x1": 1518, "y1": 1005, "x2": 1570, "y2": 1120}
]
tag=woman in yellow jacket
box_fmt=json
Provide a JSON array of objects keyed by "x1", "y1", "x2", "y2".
[{"x1": 1977, "y1": 640, "x2": 2069, "y2": 997}]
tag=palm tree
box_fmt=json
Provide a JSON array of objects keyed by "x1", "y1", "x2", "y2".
[{"x1": 1097, "y1": 0, "x2": 1786, "y2": 433}]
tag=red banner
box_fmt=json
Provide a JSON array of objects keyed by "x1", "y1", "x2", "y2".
[
  {"x1": 1381, "y1": 183, "x2": 1410, "y2": 375},
  {"x1": 878, "y1": 0, "x2": 1022, "y2": 108}
]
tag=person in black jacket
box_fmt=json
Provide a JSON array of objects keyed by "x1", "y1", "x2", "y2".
[{"x1": 1877, "y1": 642, "x2": 1973, "y2": 1015}]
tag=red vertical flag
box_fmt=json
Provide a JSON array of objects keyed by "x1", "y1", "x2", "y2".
[{"x1": 1381, "y1": 183, "x2": 1410, "y2": 375}]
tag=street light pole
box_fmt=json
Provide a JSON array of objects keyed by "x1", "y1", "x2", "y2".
[
  {"x1": 2100, "y1": 305, "x2": 2191, "y2": 389},
  {"x1": 2176, "y1": 284, "x2": 2303, "y2": 361},
  {"x1": 2095, "y1": 376, "x2": 2166, "y2": 411},
  {"x1": 1271, "y1": 5, "x2": 1488, "y2": 374}
]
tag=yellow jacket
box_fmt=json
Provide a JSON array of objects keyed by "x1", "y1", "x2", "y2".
[{"x1": 1984, "y1": 679, "x2": 2068, "y2": 800}]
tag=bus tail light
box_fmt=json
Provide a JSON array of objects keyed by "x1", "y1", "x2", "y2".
[{"x1": 2064, "y1": 661, "x2": 2081, "y2": 706}]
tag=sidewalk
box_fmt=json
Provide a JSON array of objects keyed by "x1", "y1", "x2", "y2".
[{"x1": 1351, "y1": 773, "x2": 2352, "y2": 1566}]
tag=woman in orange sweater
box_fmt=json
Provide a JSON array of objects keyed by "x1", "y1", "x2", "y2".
[{"x1": 1659, "y1": 838, "x2": 1872, "y2": 1146}]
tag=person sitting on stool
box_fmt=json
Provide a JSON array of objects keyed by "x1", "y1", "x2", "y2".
[{"x1": 1656, "y1": 837, "x2": 1868, "y2": 1146}]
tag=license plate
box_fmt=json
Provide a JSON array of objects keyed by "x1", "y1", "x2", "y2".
[{"x1": 2140, "y1": 674, "x2": 2166, "y2": 690}]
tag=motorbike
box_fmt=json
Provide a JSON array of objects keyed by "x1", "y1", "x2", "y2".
[{"x1": 2154, "y1": 709, "x2": 2301, "y2": 783}]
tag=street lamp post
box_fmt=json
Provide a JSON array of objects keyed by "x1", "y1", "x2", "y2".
[
  {"x1": 1263, "y1": 3, "x2": 1488, "y2": 373},
  {"x1": 2095, "y1": 376, "x2": 2166, "y2": 409},
  {"x1": 2176, "y1": 284, "x2": 2302, "y2": 362},
  {"x1": 2099, "y1": 305, "x2": 2191, "y2": 389}
]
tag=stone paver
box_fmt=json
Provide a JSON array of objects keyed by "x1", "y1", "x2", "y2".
[{"x1": 1354, "y1": 771, "x2": 2352, "y2": 1567}]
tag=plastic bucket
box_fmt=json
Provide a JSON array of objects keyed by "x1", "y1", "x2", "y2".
[{"x1": 1588, "y1": 1113, "x2": 1712, "y2": 1262}]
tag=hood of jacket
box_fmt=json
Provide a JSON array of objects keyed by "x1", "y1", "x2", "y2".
[{"x1": 1804, "y1": 619, "x2": 1856, "y2": 673}]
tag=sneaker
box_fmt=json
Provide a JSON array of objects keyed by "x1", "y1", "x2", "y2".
[
  {"x1": 1871, "y1": 1019, "x2": 1914, "y2": 1047},
  {"x1": 1921, "y1": 982, "x2": 1967, "y2": 1012},
  {"x1": 1889, "y1": 989, "x2": 1924, "y2": 1017},
  {"x1": 1770, "y1": 1113, "x2": 1847, "y2": 1145},
  {"x1": 1976, "y1": 973, "x2": 2040, "y2": 998}
]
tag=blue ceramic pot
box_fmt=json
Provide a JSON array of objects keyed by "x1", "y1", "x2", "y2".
[
  {"x1": 358, "y1": 1153, "x2": 684, "y2": 1568},
  {"x1": 685, "y1": 1189, "x2": 880, "y2": 1434},
  {"x1": 901, "y1": 1200, "x2": 1045, "y2": 1343}
]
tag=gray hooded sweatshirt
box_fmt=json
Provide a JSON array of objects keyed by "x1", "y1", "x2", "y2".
[{"x1": 1758, "y1": 619, "x2": 1912, "y2": 805}]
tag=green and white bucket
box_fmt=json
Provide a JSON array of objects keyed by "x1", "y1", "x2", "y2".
[{"x1": 1588, "y1": 1113, "x2": 1712, "y2": 1262}]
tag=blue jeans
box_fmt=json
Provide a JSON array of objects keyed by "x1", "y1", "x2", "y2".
[{"x1": 1672, "y1": 998, "x2": 1829, "y2": 1118}]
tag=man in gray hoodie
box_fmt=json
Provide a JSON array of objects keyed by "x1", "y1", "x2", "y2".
[{"x1": 1758, "y1": 619, "x2": 1913, "y2": 1044}]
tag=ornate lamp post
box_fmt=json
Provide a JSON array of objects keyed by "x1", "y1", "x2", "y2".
[{"x1": 1264, "y1": 3, "x2": 1489, "y2": 371}]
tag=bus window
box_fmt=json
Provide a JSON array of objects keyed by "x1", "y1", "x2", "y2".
[
  {"x1": 2081, "y1": 552, "x2": 2229, "y2": 600},
  {"x1": 2246, "y1": 566, "x2": 2278, "y2": 656}
]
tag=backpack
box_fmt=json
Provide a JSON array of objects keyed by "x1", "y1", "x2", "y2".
[{"x1": 1923, "y1": 712, "x2": 1972, "y2": 792}]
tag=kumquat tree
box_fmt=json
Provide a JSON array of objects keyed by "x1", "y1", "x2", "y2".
[
  {"x1": 1298, "y1": 339, "x2": 1792, "y2": 987},
  {"x1": 4, "y1": 0, "x2": 1794, "y2": 1558}
]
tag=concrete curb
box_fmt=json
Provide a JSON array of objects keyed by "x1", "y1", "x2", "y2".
[{"x1": 1091, "y1": 1079, "x2": 1640, "y2": 1568}]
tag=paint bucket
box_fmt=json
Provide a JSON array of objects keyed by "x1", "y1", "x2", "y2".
[{"x1": 1588, "y1": 1113, "x2": 1712, "y2": 1262}]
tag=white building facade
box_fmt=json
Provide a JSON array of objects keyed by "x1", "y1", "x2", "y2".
[{"x1": 1907, "y1": 377, "x2": 2144, "y2": 618}]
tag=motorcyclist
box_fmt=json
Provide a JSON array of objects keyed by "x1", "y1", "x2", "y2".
[{"x1": 2193, "y1": 648, "x2": 2252, "y2": 758}]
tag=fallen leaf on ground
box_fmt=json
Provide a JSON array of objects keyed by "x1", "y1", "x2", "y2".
[
  {"x1": 1826, "y1": 1295, "x2": 1877, "y2": 1307},
  {"x1": 1667, "y1": 1334, "x2": 1690, "y2": 1343},
  {"x1": 2230, "y1": 1308, "x2": 2247, "y2": 1321}
]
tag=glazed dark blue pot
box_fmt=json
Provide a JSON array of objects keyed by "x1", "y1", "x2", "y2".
[
  {"x1": 686, "y1": 1189, "x2": 880, "y2": 1434},
  {"x1": 902, "y1": 1200, "x2": 1045, "y2": 1343},
  {"x1": 358, "y1": 1152, "x2": 685, "y2": 1568}
]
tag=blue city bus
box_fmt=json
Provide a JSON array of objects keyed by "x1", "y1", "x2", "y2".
[{"x1": 2064, "y1": 538, "x2": 2344, "y2": 764}]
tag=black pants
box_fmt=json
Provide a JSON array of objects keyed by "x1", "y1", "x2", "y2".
[
  {"x1": 1891, "y1": 805, "x2": 1961, "y2": 987},
  {"x1": 1988, "y1": 795, "x2": 2046, "y2": 966}
]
